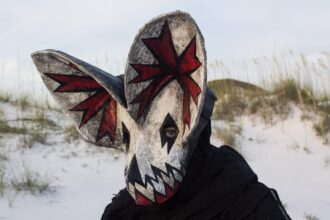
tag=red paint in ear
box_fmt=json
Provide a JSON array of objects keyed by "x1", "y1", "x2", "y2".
[{"x1": 45, "y1": 65, "x2": 117, "y2": 143}]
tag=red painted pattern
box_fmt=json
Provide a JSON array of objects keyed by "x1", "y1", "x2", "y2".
[
  {"x1": 135, "y1": 190, "x2": 153, "y2": 206},
  {"x1": 154, "y1": 181, "x2": 180, "y2": 204},
  {"x1": 129, "y1": 21, "x2": 202, "y2": 129},
  {"x1": 45, "y1": 64, "x2": 117, "y2": 142}
]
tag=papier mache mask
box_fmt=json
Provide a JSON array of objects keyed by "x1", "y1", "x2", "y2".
[{"x1": 31, "y1": 11, "x2": 216, "y2": 205}]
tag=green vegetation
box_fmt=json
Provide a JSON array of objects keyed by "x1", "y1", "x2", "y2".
[
  {"x1": 0, "y1": 167, "x2": 6, "y2": 197},
  {"x1": 314, "y1": 114, "x2": 330, "y2": 144},
  {"x1": 208, "y1": 53, "x2": 330, "y2": 145},
  {"x1": 0, "y1": 109, "x2": 26, "y2": 135},
  {"x1": 63, "y1": 125, "x2": 80, "y2": 143},
  {"x1": 0, "y1": 162, "x2": 56, "y2": 198},
  {"x1": 213, "y1": 123, "x2": 242, "y2": 151},
  {"x1": 20, "y1": 127, "x2": 48, "y2": 149},
  {"x1": 0, "y1": 51, "x2": 328, "y2": 201},
  {"x1": 209, "y1": 77, "x2": 329, "y2": 144},
  {"x1": 10, "y1": 167, "x2": 55, "y2": 195},
  {"x1": 304, "y1": 213, "x2": 319, "y2": 220},
  {"x1": 0, "y1": 91, "x2": 11, "y2": 103}
]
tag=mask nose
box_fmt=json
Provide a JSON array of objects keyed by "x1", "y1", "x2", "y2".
[{"x1": 126, "y1": 155, "x2": 143, "y2": 185}]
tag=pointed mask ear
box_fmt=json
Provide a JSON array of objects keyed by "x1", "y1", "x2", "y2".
[{"x1": 31, "y1": 49, "x2": 132, "y2": 150}]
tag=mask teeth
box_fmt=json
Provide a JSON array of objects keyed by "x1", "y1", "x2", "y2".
[
  {"x1": 147, "y1": 163, "x2": 183, "y2": 189},
  {"x1": 134, "y1": 182, "x2": 155, "y2": 203},
  {"x1": 154, "y1": 180, "x2": 180, "y2": 203},
  {"x1": 135, "y1": 188, "x2": 153, "y2": 205},
  {"x1": 172, "y1": 168, "x2": 183, "y2": 182},
  {"x1": 180, "y1": 161, "x2": 187, "y2": 175},
  {"x1": 128, "y1": 163, "x2": 184, "y2": 205},
  {"x1": 160, "y1": 172, "x2": 175, "y2": 188},
  {"x1": 148, "y1": 177, "x2": 166, "y2": 195},
  {"x1": 132, "y1": 180, "x2": 181, "y2": 205}
]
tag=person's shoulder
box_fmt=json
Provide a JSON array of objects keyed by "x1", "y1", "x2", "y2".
[
  {"x1": 101, "y1": 189, "x2": 136, "y2": 220},
  {"x1": 212, "y1": 145, "x2": 247, "y2": 163},
  {"x1": 209, "y1": 144, "x2": 258, "y2": 181}
]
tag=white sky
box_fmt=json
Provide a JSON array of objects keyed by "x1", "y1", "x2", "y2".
[{"x1": 0, "y1": 0, "x2": 329, "y2": 94}]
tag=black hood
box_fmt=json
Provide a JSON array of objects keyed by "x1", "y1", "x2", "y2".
[{"x1": 101, "y1": 118, "x2": 278, "y2": 220}]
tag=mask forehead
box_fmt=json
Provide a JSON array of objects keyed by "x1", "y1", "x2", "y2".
[
  {"x1": 144, "y1": 81, "x2": 181, "y2": 135},
  {"x1": 125, "y1": 11, "x2": 207, "y2": 135}
]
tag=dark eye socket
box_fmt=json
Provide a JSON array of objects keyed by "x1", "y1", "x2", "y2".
[
  {"x1": 159, "y1": 113, "x2": 179, "y2": 153},
  {"x1": 122, "y1": 123, "x2": 130, "y2": 151},
  {"x1": 164, "y1": 126, "x2": 177, "y2": 139}
]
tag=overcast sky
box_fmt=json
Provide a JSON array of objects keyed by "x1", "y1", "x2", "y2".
[{"x1": 0, "y1": 0, "x2": 329, "y2": 94}]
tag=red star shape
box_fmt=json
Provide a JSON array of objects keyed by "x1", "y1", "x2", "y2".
[
  {"x1": 129, "y1": 21, "x2": 202, "y2": 129},
  {"x1": 45, "y1": 61, "x2": 117, "y2": 142}
]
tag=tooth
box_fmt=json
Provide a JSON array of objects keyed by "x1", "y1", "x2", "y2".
[
  {"x1": 128, "y1": 182, "x2": 135, "y2": 192},
  {"x1": 127, "y1": 182, "x2": 136, "y2": 199},
  {"x1": 134, "y1": 182, "x2": 155, "y2": 202},
  {"x1": 172, "y1": 169, "x2": 183, "y2": 182},
  {"x1": 161, "y1": 173, "x2": 175, "y2": 188},
  {"x1": 150, "y1": 178, "x2": 166, "y2": 195}
]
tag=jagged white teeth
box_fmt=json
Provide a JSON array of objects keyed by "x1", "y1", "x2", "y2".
[
  {"x1": 134, "y1": 182, "x2": 155, "y2": 202},
  {"x1": 150, "y1": 178, "x2": 166, "y2": 195},
  {"x1": 128, "y1": 182, "x2": 135, "y2": 193},
  {"x1": 160, "y1": 173, "x2": 175, "y2": 188},
  {"x1": 172, "y1": 169, "x2": 183, "y2": 182}
]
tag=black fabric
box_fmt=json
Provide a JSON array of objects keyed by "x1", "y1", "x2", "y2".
[{"x1": 101, "y1": 121, "x2": 291, "y2": 220}]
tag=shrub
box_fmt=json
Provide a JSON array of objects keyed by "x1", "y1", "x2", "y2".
[
  {"x1": 20, "y1": 127, "x2": 48, "y2": 149},
  {"x1": 304, "y1": 213, "x2": 319, "y2": 220},
  {"x1": 10, "y1": 167, "x2": 55, "y2": 195},
  {"x1": 0, "y1": 109, "x2": 26, "y2": 135},
  {"x1": 63, "y1": 125, "x2": 79, "y2": 143},
  {"x1": 213, "y1": 123, "x2": 242, "y2": 151},
  {"x1": 0, "y1": 91, "x2": 11, "y2": 103},
  {"x1": 314, "y1": 114, "x2": 330, "y2": 144},
  {"x1": 0, "y1": 168, "x2": 6, "y2": 197}
]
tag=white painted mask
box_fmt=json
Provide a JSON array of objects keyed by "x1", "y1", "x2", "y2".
[{"x1": 32, "y1": 11, "x2": 214, "y2": 205}]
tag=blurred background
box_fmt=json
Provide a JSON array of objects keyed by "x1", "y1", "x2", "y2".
[{"x1": 1, "y1": 0, "x2": 330, "y2": 97}]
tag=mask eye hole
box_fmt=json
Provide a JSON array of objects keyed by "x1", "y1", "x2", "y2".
[
  {"x1": 159, "y1": 113, "x2": 179, "y2": 153},
  {"x1": 164, "y1": 126, "x2": 177, "y2": 139}
]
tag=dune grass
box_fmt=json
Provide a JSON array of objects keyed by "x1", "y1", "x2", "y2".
[
  {"x1": 208, "y1": 52, "x2": 330, "y2": 146},
  {"x1": 304, "y1": 213, "x2": 319, "y2": 220},
  {"x1": 10, "y1": 166, "x2": 55, "y2": 195},
  {"x1": 0, "y1": 51, "x2": 329, "y2": 146},
  {"x1": 0, "y1": 166, "x2": 56, "y2": 197},
  {"x1": 209, "y1": 77, "x2": 329, "y2": 145}
]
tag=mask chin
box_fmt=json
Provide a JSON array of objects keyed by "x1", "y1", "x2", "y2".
[{"x1": 125, "y1": 157, "x2": 184, "y2": 205}]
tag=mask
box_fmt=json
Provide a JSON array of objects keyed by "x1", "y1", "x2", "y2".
[{"x1": 32, "y1": 11, "x2": 215, "y2": 205}]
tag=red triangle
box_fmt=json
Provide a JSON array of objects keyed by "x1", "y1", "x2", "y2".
[
  {"x1": 155, "y1": 181, "x2": 181, "y2": 203},
  {"x1": 155, "y1": 192, "x2": 168, "y2": 203},
  {"x1": 135, "y1": 190, "x2": 153, "y2": 206},
  {"x1": 165, "y1": 183, "x2": 175, "y2": 199},
  {"x1": 174, "y1": 180, "x2": 180, "y2": 190}
]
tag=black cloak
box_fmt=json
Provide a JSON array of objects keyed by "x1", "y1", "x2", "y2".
[{"x1": 101, "y1": 121, "x2": 291, "y2": 220}]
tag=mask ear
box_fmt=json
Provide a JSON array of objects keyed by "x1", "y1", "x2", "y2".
[{"x1": 31, "y1": 49, "x2": 130, "y2": 150}]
